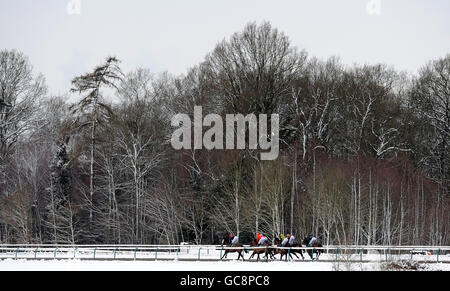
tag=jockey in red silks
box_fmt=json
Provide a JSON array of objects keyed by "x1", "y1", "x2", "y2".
[{"x1": 256, "y1": 233, "x2": 268, "y2": 246}]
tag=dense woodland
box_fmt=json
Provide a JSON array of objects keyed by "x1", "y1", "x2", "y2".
[{"x1": 0, "y1": 22, "x2": 448, "y2": 246}]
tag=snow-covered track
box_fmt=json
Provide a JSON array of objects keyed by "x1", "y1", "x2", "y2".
[{"x1": 0, "y1": 245, "x2": 449, "y2": 263}]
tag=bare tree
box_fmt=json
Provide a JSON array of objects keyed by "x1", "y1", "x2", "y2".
[{"x1": 0, "y1": 50, "x2": 47, "y2": 152}]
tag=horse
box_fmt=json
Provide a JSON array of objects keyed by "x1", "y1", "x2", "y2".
[
  {"x1": 273, "y1": 238, "x2": 304, "y2": 261},
  {"x1": 248, "y1": 238, "x2": 275, "y2": 261},
  {"x1": 302, "y1": 237, "x2": 324, "y2": 260},
  {"x1": 273, "y1": 238, "x2": 293, "y2": 261},
  {"x1": 220, "y1": 235, "x2": 248, "y2": 261}
]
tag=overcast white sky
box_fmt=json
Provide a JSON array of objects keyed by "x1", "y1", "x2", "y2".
[{"x1": 1, "y1": 0, "x2": 449, "y2": 96}]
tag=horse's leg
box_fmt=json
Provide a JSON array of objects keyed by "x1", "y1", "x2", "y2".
[
  {"x1": 300, "y1": 249, "x2": 305, "y2": 260},
  {"x1": 238, "y1": 250, "x2": 244, "y2": 261},
  {"x1": 221, "y1": 251, "x2": 227, "y2": 260},
  {"x1": 316, "y1": 250, "x2": 321, "y2": 260}
]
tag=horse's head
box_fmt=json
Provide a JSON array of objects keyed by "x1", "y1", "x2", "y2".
[
  {"x1": 274, "y1": 237, "x2": 281, "y2": 245},
  {"x1": 302, "y1": 237, "x2": 309, "y2": 245},
  {"x1": 250, "y1": 239, "x2": 257, "y2": 246},
  {"x1": 222, "y1": 235, "x2": 230, "y2": 246}
]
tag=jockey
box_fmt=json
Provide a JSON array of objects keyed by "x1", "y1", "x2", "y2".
[
  {"x1": 288, "y1": 234, "x2": 296, "y2": 247},
  {"x1": 257, "y1": 233, "x2": 268, "y2": 246},
  {"x1": 229, "y1": 234, "x2": 239, "y2": 247},
  {"x1": 256, "y1": 233, "x2": 262, "y2": 243},
  {"x1": 280, "y1": 234, "x2": 289, "y2": 247},
  {"x1": 306, "y1": 234, "x2": 317, "y2": 247}
]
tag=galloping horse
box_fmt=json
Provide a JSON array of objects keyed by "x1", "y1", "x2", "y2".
[
  {"x1": 220, "y1": 235, "x2": 247, "y2": 261},
  {"x1": 273, "y1": 238, "x2": 304, "y2": 261},
  {"x1": 248, "y1": 239, "x2": 275, "y2": 261},
  {"x1": 302, "y1": 237, "x2": 324, "y2": 260}
]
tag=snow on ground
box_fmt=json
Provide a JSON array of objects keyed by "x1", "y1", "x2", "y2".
[
  {"x1": 0, "y1": 259, "x2": 334, "y2": 271},
  {"x1": 1, "y1": 246, "x2": 448, "y2": 271},
  {"x1": 425, "y1": 263, "x2": 450, "y2": 271},
  {"x1": 0, "y1": 259, "x2": 448, "y2": 271}
]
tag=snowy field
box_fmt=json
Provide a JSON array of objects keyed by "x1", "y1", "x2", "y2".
[
  {"x1": 0, "y1": 259, "x2": 449, "y2": 271},
  {"x1": 1, "y1": 245, "x2": 449, "y2": 271},
  {"x1": 0, "y1": 259, "x2": 334, "y2": 271},
  {"x1": 1, "y1": 246, "x2": 449, "y2": 262}
]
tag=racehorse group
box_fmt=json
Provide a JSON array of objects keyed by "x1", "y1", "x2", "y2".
[{"x1": 220, "y1": 235, "x2": 323, "y2": 262}]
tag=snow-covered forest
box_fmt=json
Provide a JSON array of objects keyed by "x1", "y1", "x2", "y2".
[{"x1": 0, "y1": 22, "x2": 448, "y2": 246}]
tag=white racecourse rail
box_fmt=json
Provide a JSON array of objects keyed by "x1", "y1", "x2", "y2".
[{"x1": 0, "y1": 245, "x2": 449, "y2": 263}]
